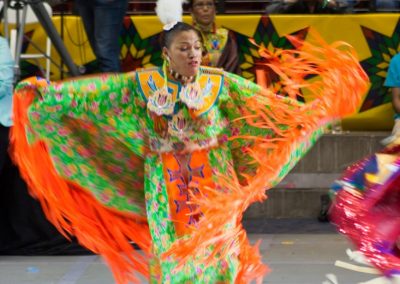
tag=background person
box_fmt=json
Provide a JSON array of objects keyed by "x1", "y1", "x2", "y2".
[
  {"x1": 266, "y1": 0, "x2": 348, "y2": 14},
  {"x1": 0, "y1": 36, "x2": 14, "y2": 173},
  {"x1": 189, "y1": 0, "x2": 241, "y2": 74},
  {"x1": 377, "y1": 0, "x2": 400, "y2": 10},
  {"x1": 0, "y1": 36, "x2": 86, "y2": 255},
  {"x1": 74, "y1": 0, "x2": 128, "y2": 72},
  {"x1": 380, "y1": 53, "x2": 400, "y2": 145}
]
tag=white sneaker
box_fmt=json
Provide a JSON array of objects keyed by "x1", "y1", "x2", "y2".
[
  {"x1": 359, "y1": 276, "x2": 395, "y2": 284},
  {"x1": 346, "y1": 248, "x2": 371, "y2": 266},
  {"x1": 323, "y1": 273, "x2": 339, "y2": 284}
]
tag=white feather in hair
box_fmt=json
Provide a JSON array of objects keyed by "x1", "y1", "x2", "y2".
[{"x1": 155, "y1": 0, "x2": 187, "y2": 29}]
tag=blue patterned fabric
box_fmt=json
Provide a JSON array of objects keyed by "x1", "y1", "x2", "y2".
[{"x1": 0, "y1": 37, "x2": 14, "y2": 127}]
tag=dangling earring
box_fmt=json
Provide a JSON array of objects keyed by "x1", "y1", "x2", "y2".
[
  {"x1": 164, "y1": 54, "x2": 170, "y2": 66},
  {"x1": 162, "y1": 55, "x2": 169, "y2": 76}
]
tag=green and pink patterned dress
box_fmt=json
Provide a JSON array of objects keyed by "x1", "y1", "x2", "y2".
[{"x1": 11, "y1": 39, "x2": 368, "y2": 284}]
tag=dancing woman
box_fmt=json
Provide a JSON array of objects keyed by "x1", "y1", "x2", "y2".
[{"x1": 10, "y1": 0, "x2": 368, "y2": 282}]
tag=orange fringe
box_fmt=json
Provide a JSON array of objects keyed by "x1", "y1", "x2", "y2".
[
  {"x1": 10, "y1": 86, "x2": 152, "y2": 284},
  {"x1": 162, "y1": 31, "x2": 369, "y2": 283}
]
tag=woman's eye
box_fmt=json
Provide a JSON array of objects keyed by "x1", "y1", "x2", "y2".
[{"x1": 178, "y1": 46, "x2": 201, "y2": 52}]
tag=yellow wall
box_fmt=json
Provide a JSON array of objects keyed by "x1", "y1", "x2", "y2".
[{"x1": 3, "y1": 14, "x2": 400, "y2": 130}]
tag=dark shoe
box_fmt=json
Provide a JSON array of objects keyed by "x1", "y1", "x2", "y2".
[{"x1": 318, "y1": 193, "x2": 331, "y2": 222}]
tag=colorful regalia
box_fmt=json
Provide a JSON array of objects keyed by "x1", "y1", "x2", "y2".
[
  {"x1": 330, "y1": 137, "x2": 400, "y2": 280},
  {"x1": 196, "y1": 23, "x2": 240, "y2": 74},
  {"x1": 10, "y1": 35, "x2": 368, "y2": 284}
]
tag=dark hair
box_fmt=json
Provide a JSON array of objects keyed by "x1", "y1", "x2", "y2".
[
  {"x1": 159, "y1": 22, "x2": 203, "y2": 49},
  {"x1": 188, "y1": 0, "x2": 217, "y2": 8}
]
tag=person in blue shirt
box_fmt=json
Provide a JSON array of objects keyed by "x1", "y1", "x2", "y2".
[
  {"x1": 0, "y1": 36, "x2": 80, "y2": 254},
  {"x1": 383, "y1": 53, "x2": 400, "y2": 145},
  {"x1": 0, "y1": 36, "x2": 14, "y2": 172}
]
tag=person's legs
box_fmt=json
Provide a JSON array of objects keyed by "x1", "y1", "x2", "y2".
[
  {"x1": 93, "y1": 0, "x2": 128, "y2": 72},
  {"x1": 376, "y1": 0, "x2": 398, "y2": 9},
  {"x1": 74, "y1": 0, "x2": 96, "y2": 56},
  {"x1": 0, "y1": 125, "x2": 15, "y2": 246},
  {"x1": 336, "y1": 0, "x2": 357, "y2": 10},
  {"x1": 0, "y1": 125, "x2": 9, "y2": 173}
]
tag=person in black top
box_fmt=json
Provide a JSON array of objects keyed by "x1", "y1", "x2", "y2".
[{"x1": 266, "y1": 0, "x2": 347, "y2": 14}]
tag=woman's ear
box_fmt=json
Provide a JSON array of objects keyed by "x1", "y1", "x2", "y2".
[{"x1": 162, "y1": 47, "x2": 170, "y2": 62}]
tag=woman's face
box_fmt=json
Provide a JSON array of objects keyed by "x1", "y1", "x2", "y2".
[
  {"x1": 163, "y1": 30, "x2": 202, "y2": 78},
  {"x1": 191, "y1": 0, "x2": 216, "y2": 28}
]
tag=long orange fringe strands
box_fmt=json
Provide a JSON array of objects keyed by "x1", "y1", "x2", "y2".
[
  {"x1": 10, "y1": 85, "x2": 152, "y2": 284},
  {"x1": 162, "y1": 31, "x2": 370, "y2": 283}
]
